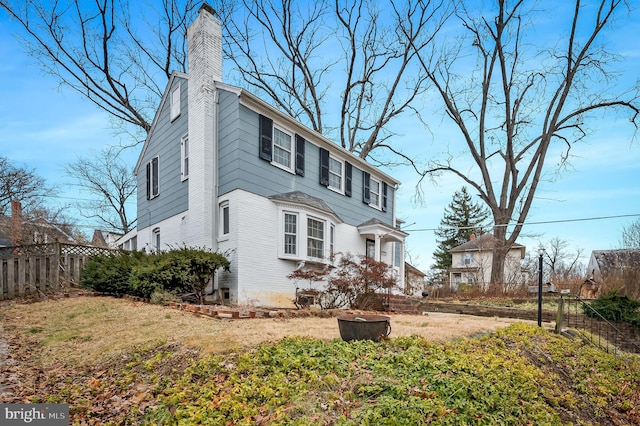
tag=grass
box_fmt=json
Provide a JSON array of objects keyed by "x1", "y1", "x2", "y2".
[{"x1": 0, "y1": 296, "x2": 532, "y2": 368}]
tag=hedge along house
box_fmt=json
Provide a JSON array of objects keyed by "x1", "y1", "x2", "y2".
[{"x1": 118, "y1": 4, "x2": 408, "y2": 308}]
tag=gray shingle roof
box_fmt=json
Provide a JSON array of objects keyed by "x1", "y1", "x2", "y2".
[
  {"x1": 268, "y1": 191, "x2": 341, "y2": 219},
  {"x1": 449, "y1": 233, "x2": 525, "y2": 253}
]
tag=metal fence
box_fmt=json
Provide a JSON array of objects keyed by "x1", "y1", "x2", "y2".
[{"x1": 556, "y1": 294, "x2": 640, "y2": 355}]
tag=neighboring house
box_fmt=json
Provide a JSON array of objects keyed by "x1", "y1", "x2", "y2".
[
  {"x1": 118, "y1": 4, "x2": 408, "y2": 307},
  {"x1": 448, "y1": 233, "x2": 526, "y2": 290},
  {"x1": 91, "y1": 230, "x2": 124, "y2": 249},
  {"x1": 586, "y1": 249, "x2": 640, "y2": 282},
  {"x1": 0, "y1": 214, "x2": 75, "y2": 247},
  {"x1": 404, "y1": 262, "x2": 426, "y2": 296}
]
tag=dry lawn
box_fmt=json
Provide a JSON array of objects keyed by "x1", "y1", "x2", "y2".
[{"x1": 0, "y1": 296, "x2": 544, "y2": 368}]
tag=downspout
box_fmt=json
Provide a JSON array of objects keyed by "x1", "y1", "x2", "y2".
[{"x1": 208, "y1": 87, "x2": 220, "y2": 296}]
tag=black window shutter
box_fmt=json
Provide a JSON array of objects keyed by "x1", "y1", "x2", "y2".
[
  {"x1": 295, "y1": 134, "x2": 305, "y2": 176},
  {"x1": 362, "y1": 171, "x2": 370, "y2": 204},
  {"x1": 259, "y1": 114, "x2": 273, "y2": 161},
  {"x1": 382, "y1": 182, "x2": 388, "y2": 211},
  {"x1": 344, "y1": 162, "x2": 352, "y2": 197},
  {"x1": 319, "y1": 148, "x2": 329, "y2": 186},
  {"x1": 146, "y1": 162, "x2": 151, "y2": 200}
]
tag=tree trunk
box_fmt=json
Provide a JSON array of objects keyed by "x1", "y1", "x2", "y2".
[{"x1": 490, "y1": 226, "x2": 510, "y2": 288}]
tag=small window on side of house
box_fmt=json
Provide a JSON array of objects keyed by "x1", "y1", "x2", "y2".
[
  {"x1": 181, "y1": 134, "x2": 189, "y2": 180},
  {"x1": 170, "y1": 85, "x2": 181, "y2": 121},
  {"x1": 146, "y1": 156, "x2": 159, "y2": 199},
  {"x1": 220, "y1": 201, "x2": 230, "y2": 236},
  {"x1": 153, "y1": 228, "x2": 161, "y2": 252}
]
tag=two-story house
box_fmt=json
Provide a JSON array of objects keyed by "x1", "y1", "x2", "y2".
[
  {"x1": 448, "y1": 233, "x2": 526, "y2": 290},
  {"x1": 118, "y1": 4, "x2": 407, "y2": 307}
]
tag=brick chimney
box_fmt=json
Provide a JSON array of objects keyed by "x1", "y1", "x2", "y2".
[
  {"x1": 186, "y1": 3, "x2": 222, "y2": 248},
  {"x1": 470, "y1": 233, "x2": 476, "y2": 241}
]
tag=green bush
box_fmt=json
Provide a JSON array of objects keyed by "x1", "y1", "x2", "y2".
[
  {"x1": 586, "y1": 290, "x2": 640, "y2": 327},
  {"x1": 131, "y1": 247, "x2": 230, "y2": 304},
  {"x1": 82, "y1": 247, "x2": 230, "y2": 302},
  {"x1": 80, "y1": 250, "x2": 145, "y2": 296}
]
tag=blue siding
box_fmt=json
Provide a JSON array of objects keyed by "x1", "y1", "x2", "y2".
[
  {"x1": 137, "y1": 77, "x2": 189, "y2": 229},
  {"x1": 217, "y1": 89, "x2": 395, "y2": 227}
]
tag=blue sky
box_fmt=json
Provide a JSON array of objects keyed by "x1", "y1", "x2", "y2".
[{"x1": 1, "y1": 3, "x2": 639, "y2": 273}]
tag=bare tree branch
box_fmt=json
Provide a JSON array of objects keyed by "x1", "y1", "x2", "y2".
[
  {"x1": 64, "y1": 148, "x2": 137, "y2": 233},
  {"x1": 412, "y1": 0, "x2": 639, "y2": 285}
]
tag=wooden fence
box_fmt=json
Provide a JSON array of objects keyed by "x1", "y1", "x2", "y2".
[{"x1": 0, "y1": 243, "x2": 114, "y2": 301}]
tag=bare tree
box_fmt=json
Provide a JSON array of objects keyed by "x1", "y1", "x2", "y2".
[
  {"x1": 0, "y1": 156, "x2": 50, "y2": 215},
  {"x1": 0, "y1": 0, "x2": 200, "y2": 143},
  {"x1": 413, "y1": 0, "x2": 639, "y2": 285},
  {"x1": 219, "y1": 0, "x2": 452, "y2": 162},
  {"x1": 619, "y1": 218, "x2": 640, "y2": 249},
  {"x1": 541, "y1": 237, "x2": 585, "y2": 282},
  {"x1": 64, "y1": 148, "x2": 137, "y2": 234}
]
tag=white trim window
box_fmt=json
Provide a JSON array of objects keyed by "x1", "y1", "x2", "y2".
[
  {"x1": 328, "y1": 155, "x2": 343, "y2": 191},
  {"x1": 279, "y1": 209, "x2": 335, "y2": 262},
  {"x1": 463, "y1": 252, "x2": 475, "y2": 265},
  {"x1": 307, "y1": 217, "x2": 325, "y2": 259},
  {"x1": 369, "y1": 177, "x2": 381, "y2": 208},
  {"x1": 284, "y1": 212, "x2": 297, "y2": 255},
  {"x1": 272, "y1": 126, "x2": 293, "y2": 170},
  {"x1": 146, "y1": 156, "x2": 159, "y2": 200},
  {"x1": 181, "y1": 134, "x2": 189, "y2": 181},
  {"x1": 153, "y1": 227, "x2": 161, "y2": 252},
  {"x1": 220, "y1": 201, "x2": 230, "y2": 237},
  {"x1": 170, "y1": 85, "x2": 181, "y2": 121}
]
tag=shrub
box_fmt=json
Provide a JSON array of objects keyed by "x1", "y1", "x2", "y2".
[
  {"x1": 130, "y1": 247, "x2": 230, "y2": 304},
  {"x1": 286, "y1": 253, "x2": 398, "y2": 310},
  {"x1": 80, "y1": 250, "x2": 145, "y2": 296},
  {"x1": 586, "y1": 290, "x2": 640, "y2": 327}
]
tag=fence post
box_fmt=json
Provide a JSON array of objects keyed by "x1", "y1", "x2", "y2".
[
  {"x1": 555, "y1": 296, "x2": 564, "y2": 334},
  {"x1": 52, "y1": 241, "x2": 61, "y2": 291}
]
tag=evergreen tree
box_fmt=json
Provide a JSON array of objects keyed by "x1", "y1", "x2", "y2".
[{"x1": 433, "y1": 187, "x2": 490, "y2": 271}]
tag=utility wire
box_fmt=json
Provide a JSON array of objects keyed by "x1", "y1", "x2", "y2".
[{"x1": 404, "y1": 213, "x2": 640, "y2": 232}]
